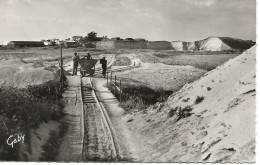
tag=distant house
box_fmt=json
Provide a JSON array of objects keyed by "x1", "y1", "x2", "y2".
[
  {"x1": 63, "y1": 41, "x2": 80, "y2": 48},
  {"x1": 43, "y1": 40, "x2": 56, "y2": 46},
  {"x1": 7, "y1": 41, "x2": 45, "y2": 48},
  {"x1": 111, "y1": 37, "x2": 123, "y2": 41},
  {"x1": 95, "y1": 37, "x2": 103, "y2": 41},
  {"x1": 53, "y1": 39, "x2": 60, "y2": 45},
  {"x1": 125, "y1": 38, "x2": 134, "y2": 41}
]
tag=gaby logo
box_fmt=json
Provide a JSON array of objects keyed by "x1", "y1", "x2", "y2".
[{"x1": 7, "y1": 134, "x2": 25, "y2": 148}]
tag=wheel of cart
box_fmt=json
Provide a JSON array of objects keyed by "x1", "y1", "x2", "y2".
[{"x1": 78, "y1": 59, "x2": 98, "y2": 77}]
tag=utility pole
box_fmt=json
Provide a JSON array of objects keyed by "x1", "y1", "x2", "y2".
[{"x1": 60, "y1": 43, "x2": 64, "y2": 89}]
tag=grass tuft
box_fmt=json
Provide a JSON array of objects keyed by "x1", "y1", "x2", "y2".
[
  {"x1": 194, "y1": 96, "x2": 205, "y2": 104},
  {"x1": 168, "y1": 105, "x2": 193, "y2": 121}
]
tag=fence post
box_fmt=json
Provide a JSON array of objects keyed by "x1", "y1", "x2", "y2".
[
  {"x1": 120, "y1": 80, "x2": 122, "y2": 102},
  {"x1": 114, "y1": 75, "x2": 116, "y2": 96},
  {"x1": 110, "y1": 72, "x2": 112, "y2": 91},
  {"x1": 107, "y1": 71, "x2": 109, "y2": 87}
]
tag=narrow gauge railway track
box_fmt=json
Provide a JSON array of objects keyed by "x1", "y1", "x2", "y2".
[{"x1": 80, "y1": 77, "x2": 120, "y2": 162}]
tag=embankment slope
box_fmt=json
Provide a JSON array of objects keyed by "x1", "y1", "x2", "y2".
[
  {"x1": 127, "y1": 46, "x2": 256, "y2": 162},
  {"x1": 0, "y1": 59, "x2": 58, "y2": 88}
]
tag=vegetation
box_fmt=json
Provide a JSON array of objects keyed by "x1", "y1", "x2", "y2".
[
  {"x1": 40, "y1": 123, "x2": 68, "y2": 161},
  {"x1": 112, "y1": 83, "x2": 172, "y2": 112},
  {"x1": 0, "y1": 80, "x2": 65, "y2": 161},
  {"x1": 168, "y1": 106, "x2": 193, "y2": 121},
  {"x1": 194, "y1": 96, "x2": 205, "y2": 104}
]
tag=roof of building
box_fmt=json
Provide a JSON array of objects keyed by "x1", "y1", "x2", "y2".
[{"x1": 8, "y1": 41, "x2": 44, "y2": 44}]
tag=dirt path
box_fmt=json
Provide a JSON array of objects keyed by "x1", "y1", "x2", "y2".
[
  {"x1": 56, "y1": 76, "x2": 84, "y2": 162},
  {"x1": 92, "y1": 78, "x2": 150, "y2": 162}
]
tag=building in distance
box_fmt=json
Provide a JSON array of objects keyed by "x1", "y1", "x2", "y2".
[
  {"x1": 7, "y1": 41, "x2": 45, "y2": 48},
  {"x1": 62, "y1": 41, "x2": 80, "y2": 48}
]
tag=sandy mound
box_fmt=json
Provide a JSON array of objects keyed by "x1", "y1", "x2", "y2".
[
  {"x1": 113, "y1": 57, "x2": 131, "y2": 66},
  {"x1": 117, "y1": 62, "x2": 206, "y2": 91},
  {"x1": 184, "y1": 41, "x2": 198, "y2": 51},
  {"x1": 171, "y1": 37, "x2": 255, "y2": 51},
  {"x1": 199, "y1": 37, "x2": 231, "y2": 51},
  {"x1": 0, "y1": 59, "x2": 58, "y2": 88},
  {"x1": 171, "y1": 41, "x2": 183, "y2": 51},
  {"x1": 126, "y1": 46, "x2": 256, "y2": 162}
]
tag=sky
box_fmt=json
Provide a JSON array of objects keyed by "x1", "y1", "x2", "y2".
[{"x1": 0, "y1": 0, "x2": 256, "y2": 43}]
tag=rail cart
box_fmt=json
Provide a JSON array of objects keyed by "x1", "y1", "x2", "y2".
[{"x1": 78, "y1": 58, "x2": 98, "y2": 76}]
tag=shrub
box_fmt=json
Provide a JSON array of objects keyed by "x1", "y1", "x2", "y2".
[
  {"x1": 26, "y1": 80, "x2": 62, "y2": 100},
  {"x1": 121, "y1": 95, "x2": 145, "y2": 110},
  {"x1": 194, "y1": 96, "x2": 205, "y2": 104},
  {"x1": 114, "y1": 83, "x2": 172, "y2": 112},
  {"x1": 168, "y1": 107, "x2": 179, "y2": 117},
  {"x1": 168, "y1": 105, "x2": 193, "y2": 121},
  {"x1": 0, "y1": 81, "x2": 65, "y2": 160}
]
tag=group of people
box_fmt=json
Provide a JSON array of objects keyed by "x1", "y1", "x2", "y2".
[{"x1": 72, "y1": 52, "x2": 107, "y2": 77}]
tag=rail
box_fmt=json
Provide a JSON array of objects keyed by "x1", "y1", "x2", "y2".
[
  {"x1": 80, "y1": 77, "x2": 120, "y2": 161},
  {"x1": 89, "y1": 78, "x2": 120, "y2": 159}
]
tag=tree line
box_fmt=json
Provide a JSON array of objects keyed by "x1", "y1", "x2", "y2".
[{"x1": 42, "y1": 31, "x2": 99, "y2": 46}]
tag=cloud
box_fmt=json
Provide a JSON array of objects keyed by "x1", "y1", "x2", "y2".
[
  {"x1": 0, "y1": 0, "x2": 255, "y2": 42},
  {"x1": 184, "y1": 0, "x2": 216, "y2": 7},
  {"x1": 6, "y1": 0, "x2": 32, "y2": 5}
]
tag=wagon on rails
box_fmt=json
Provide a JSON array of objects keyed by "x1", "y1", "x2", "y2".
[{"x1": 78, "y1": 58, "x2": 98, "y2": 76}]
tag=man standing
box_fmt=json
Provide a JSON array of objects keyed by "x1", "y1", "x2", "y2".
[
  {"x1": 72, "y1": 52, "x2": 79, "y2": 75},
  {"x1": 100, "y1": 57, "x2": 107, "y2": 77},
  {"x1": 83, "y1": 52, "x2": 92, "y2": 59},
  {"x1": 87, "y1": 52, "x2": 92, "y2": 59}
]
